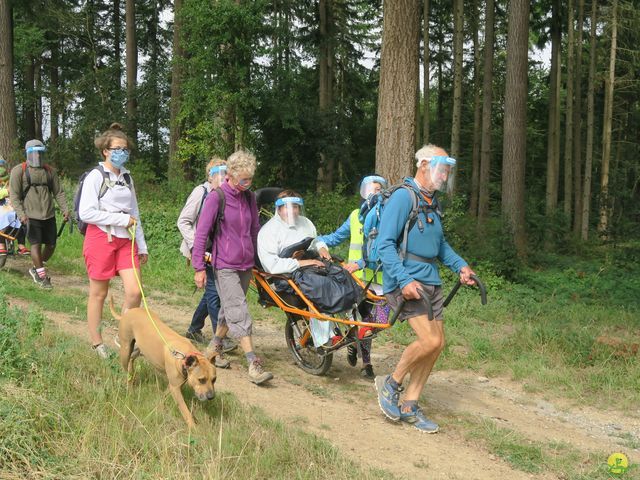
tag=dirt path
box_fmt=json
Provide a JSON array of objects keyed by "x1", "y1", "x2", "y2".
[{"x1": 6, "y1": 269, "x2": 640, "y2": 480}]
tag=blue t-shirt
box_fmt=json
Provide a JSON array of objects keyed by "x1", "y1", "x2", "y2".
[{"x1": 377, "y1": 178, "x2": 467, "y2": 293}]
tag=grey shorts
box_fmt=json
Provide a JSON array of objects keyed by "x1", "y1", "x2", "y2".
[
  {"x1": 385, "y1": 283, "x2": 444, "y2": 322},
  {"x1": 214, "y1": 269, "x2": 254, "y2": 338}
]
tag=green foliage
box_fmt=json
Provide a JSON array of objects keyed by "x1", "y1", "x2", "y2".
[
  {"x1": 304, "y1": 187, "x2": 360, "y2": 235},
  {"x1": 0, "y1": 288, "x2": 44, "y2": 379}
]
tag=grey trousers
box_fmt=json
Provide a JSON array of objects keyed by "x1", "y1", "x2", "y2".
[{"x1": 214, "y1": 268, "x2": 254, "y2": 338}]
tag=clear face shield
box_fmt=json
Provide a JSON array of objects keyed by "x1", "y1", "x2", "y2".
[
  {"x1": 275, "y1": 197, "x2": 305, "y2": 226},
  {"x1": 208, "y1": 165, "x2": 227, "y2": 187},
  {"x1": 359, "y1": 175, "x2": 387, "y2": 200},
  {"x1": 26, "y1": 146, "x2": 46, "y2": 168},
  {"x1": 419, "y1": 156, "x2": 456, "y2": 194}
]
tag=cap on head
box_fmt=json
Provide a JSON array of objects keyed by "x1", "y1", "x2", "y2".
[{"x1": 25, "y1": 139, "x2": 45, "y2": 151}]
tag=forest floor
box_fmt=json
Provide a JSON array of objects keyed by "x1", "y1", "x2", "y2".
[{"x1": 4, "y1": 260, "x2": 640, "y2": 480}]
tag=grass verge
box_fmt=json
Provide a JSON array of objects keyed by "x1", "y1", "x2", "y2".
[{"x1": 0, "y1": 290, "x2": 391, "y2": 479}]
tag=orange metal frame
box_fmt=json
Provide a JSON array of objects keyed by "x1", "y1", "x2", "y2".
[
  {"x1": 0, "y1": 230, "x2": 16, "y2": 241},
  {"x1": 251, "y1": 268, "x2": 392, "y2": 330}
]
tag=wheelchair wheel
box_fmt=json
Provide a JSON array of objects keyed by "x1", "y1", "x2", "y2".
[{"x1": 285, "y1": 314, "x2": 333, "y2": 376}]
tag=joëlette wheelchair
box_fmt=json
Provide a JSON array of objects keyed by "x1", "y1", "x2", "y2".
[
  {"x1": 0, "y1": 204, "x2": 22, "y2": 268},
  {"x1": 249, "y1": 187, "x2": 487, "y2": 376}
]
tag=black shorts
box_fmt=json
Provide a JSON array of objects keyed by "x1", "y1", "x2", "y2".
[
  {"x1": 385, "y1": 283, "x2": 444, "y2": 322},
  {"x1": 26, "y1": 217, "x2": 57, "y2": 246}
]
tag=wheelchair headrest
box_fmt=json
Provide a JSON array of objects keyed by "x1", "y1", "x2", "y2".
[{"x1": 254, "y1": 187, "x2": 284, "y2": 210}]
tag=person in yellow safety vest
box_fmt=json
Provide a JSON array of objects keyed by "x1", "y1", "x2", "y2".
[{"x1": 317, "y1": 175, "x2": 387, "y2": 380}]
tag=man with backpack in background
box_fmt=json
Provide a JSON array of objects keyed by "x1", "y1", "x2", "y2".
[
  {"x1": 374, "y1": 144, "x2": 476, "y2": 433},
  {"x1": 177, "y1": 157, "x2": 236, "y2": 356},
  {"x1": 9, "y1": 140, "x2": 69, "y2": 289}
]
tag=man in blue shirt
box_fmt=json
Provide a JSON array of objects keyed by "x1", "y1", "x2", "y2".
[{"x1": 374, "y1": 144, "x2": 476, "y2": 433}]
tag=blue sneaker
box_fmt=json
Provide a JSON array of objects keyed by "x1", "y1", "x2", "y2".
[
  {"x1": 374, "y1": 375, "x2": 402, "y2": 421},
  {"x1": 400, "y1": 405, "x2": 439, "y2": 433}
]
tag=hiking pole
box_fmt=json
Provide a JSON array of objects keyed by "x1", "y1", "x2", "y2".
[
  {"x1": 389, "y1": 289, "x2": 434, "y2": 326},
  {"x1": 442, "y1": 274, "x2": 487, "y2": 308},
  {"x1": 57, "y1": 218, "x2": 68, "y2": 238}
]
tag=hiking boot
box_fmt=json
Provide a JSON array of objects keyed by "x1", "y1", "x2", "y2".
[
  {"x1": 361, "y1": 364, "x2": 375, "y2": 380},
  {"x1": 221, "y1": 337, "x2": 238, "y2": 353},
  {"x1": 347, "y1": 344, "x2": 358, "y2": 366},
  {"x1": 185, "y1": 330, "x2": 206, "y2": 344},
  {"x1": 93, "y1": 343, "x2": 110, "y2": 359},
  {"x1": 40, "y1": 276, "x2": 52, "y2": 290},
  {"x1": 248, "y1": 359, "x2": 273, "y2": 385},
  {"x1": 214, "y1": 349, "x2": 231, "y2": 369},
  {"x1": 400, "y1": 405, "x2": 439, "y2": 433},
  {"x1": 374, "y1": 375, "x2": 403, "y2": 421}
]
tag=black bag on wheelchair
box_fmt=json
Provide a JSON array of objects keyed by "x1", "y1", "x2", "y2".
[{"x1": 292, "y1": 262, "x2": 361, "y2": 314}]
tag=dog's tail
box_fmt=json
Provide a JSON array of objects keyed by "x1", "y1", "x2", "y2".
[{"x1": 108, "y1": 296, "x2": 122, "y2": 321}]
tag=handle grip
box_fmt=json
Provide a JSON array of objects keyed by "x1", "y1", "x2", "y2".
[{"x1": 389, "y1": 288, "x2": 434, "y2": 326}]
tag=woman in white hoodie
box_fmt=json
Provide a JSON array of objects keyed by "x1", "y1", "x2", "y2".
[{"x1": 78, "y1": 123, "x2": 148, "y2": 359}]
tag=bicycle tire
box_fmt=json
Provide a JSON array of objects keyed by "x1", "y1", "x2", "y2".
[{"x1": 285, "y1": 313, "x2": 333, "y2": 376}]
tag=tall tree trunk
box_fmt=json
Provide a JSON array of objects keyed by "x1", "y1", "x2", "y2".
[
  {"x1": 422, "y1": 0, "x2": 430, "y2": 143},
  {"x1": 478, "y1": 0, "x2": 494, "y2": 222},
  {"x1": 114, "y1": 0, "x2": 121, "y2": 87},
  {"x1": 563, "y1": 0, "x2": 575, "y2": 218},
  {"x1": 34, "y1": 60, "x2": 42, "y2": 140},
  {"x1": 450, "y1": 0, "x2": 463, "y2": 159},
  {"x1": 169, "y1": 0, "x2": 184, "y2": 181},
  {"x1": 545, "y1": 0, "x2": 561, "y2": 218},
  {"x1": 502, "y1": 0, "x2": 529, "y2": 257},
  {"x1": 24, "y1": 58, "x2": 36, "y2": 140},
  {"x1": 572, "y1": 0, "x2": 585, "y2": 234},
  {"x1": 375, "y1": 0, "x2": 420, "y2": 184},
  {"x1": 598, "y1": 0, "x2": 617, "y2": 238},
  {"x1": 469, "y1": 0, "x2": 482, "y2": 217},
  {"x1": 0, "y1": 0, "x2": 16, "y2": 158},
  {"x1": 581, "y1": 0, "x2": 597, "y2": 241},
  {"x1": 317, "y1": 0, "x2": 334, "y2": 191},
  {"x1": 125, "y1": 0, "x2": 137, "y2": 142},
  {"x1": 50, "y1": 40, "x2": 59, "y2": 147},
  {"x1": 436, "y1": 38, "x2": 443, "y2": 143},
  {"x1": 149, "y1": 0, "x2": 160, "y2": 167}
]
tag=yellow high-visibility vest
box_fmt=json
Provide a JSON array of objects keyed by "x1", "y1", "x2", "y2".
[{"x1": 348, "y1": 209, "x2": 383, "y2": 285}]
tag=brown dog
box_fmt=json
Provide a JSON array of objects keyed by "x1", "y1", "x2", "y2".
[{"x1": 109, "y1": 298, "x2": 217, "y2": 428}]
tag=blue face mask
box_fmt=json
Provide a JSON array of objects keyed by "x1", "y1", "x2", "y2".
[{"x1": 109, "y1": 149, "x2": 130, "y2": 168}]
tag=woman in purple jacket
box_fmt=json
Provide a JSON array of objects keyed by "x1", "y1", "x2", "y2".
[{"x1": 192, "y1": 150, "x2": 273, "y2": 385}]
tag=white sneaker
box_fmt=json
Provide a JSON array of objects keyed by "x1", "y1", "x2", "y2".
[{"x1": 93, "y1": 343, "x2": 110, "y2": 359}]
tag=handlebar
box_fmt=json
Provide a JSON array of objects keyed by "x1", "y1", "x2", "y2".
[
  {"x1": 389, "y1": 274, "x2": 487, "y2": 327},
  {"x1": 443, "y1": 274, "x2": 487, "y2": 308},
  {"x1": 389, "y1": 289, "x2": 434, "y2": 326}
]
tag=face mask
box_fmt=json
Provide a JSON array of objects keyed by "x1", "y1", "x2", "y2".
[{"x1": 109, "y1": 149, "x2": 130, "y2": 168}]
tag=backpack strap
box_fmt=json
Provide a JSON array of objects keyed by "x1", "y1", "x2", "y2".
[
  {"x1": 211, "y1": 187, "x2": 226, "y2": 237},
  {"x1": 194, "y1": 185, "x2": 209, "y2": 227},
  {"x1": 95, "y1": 165, "x2": 132, "y2": 199},
  {"x1": 21, "y1": 162, "x2": 54, "y2": 199},
  {"x1": 396, "y1": 185, "x2": 422, "y2": 261}
]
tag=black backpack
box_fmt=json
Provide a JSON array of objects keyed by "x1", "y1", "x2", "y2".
[{"x1": 73, "y1": 165, "x2": 132, "y2": 235}]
